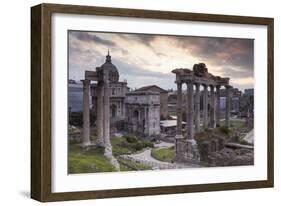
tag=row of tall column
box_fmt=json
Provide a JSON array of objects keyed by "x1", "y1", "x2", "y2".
[
  {"x1": 176, "y1": 82, "x2": 231, "y2": 138},
  {"x1": 81, "y1": 74, "x2": 113, "y2": 157}
]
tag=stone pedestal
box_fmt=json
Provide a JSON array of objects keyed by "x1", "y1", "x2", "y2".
[
  {"x1": 175, "y1": 137, "x2": 200, "y2": 163},
  {"x1": 175, "y1": 134, "x2": 185, "y2": 161},
  {"x1": 186, "y1": 139, "x2": 200, "y2": 162}
]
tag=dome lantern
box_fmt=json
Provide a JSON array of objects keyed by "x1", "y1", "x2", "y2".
[{"x1": 97, "y1": 51, "x2": 119, "y2": 82}]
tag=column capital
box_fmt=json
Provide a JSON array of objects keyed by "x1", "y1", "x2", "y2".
[{"x1": 202, "y1": 83, "x2": 208, "y2": 88}]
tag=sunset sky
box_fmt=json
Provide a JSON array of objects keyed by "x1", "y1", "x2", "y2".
[{"x1": 68, "y1": 30, "x2": 254, "y2": 91}]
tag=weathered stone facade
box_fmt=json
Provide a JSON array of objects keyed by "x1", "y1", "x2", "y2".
[
  {"x1": 125, "y1": 91, "x2": 160, "y2": 136},
  {"x1": 136, "y1": 85, "x2": 168, "y2": 120}
]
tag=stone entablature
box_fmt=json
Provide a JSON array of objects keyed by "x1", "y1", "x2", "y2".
[
  {"x1": 126, "y1": 91, "x2": 160, "y2": 106},
  {"x1": 172, "y1": 63, "x2": 229, "y2": 87}
]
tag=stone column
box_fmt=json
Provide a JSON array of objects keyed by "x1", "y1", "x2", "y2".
[
  {"x1": 216, "y1": 85, "x2": 221, "y2": 127},
  {"x1": 203, "y1": 84, "x2": 208, "y2": 129},
  {"x1": 210, "y1": 85, "x2": 215, "y2": 128},
  {"x1": 186, "y1": 82, "x2": 194, "y2": 140},
  {"x1": 225, "y1": 85, "x2": 231, "y2": 128},
  {"x1": 103, "y1": 72, "x2": 112, "y2": 157},
  {"x1": 81, "y1": 79, "x2": 91, "y2": 147},
  {"x1": 176, "y1": 82, "x2": 183, "y2": 138},
  {"x1": 102, "y1": 71, "x2": 120, "y2": 171},
  {"x1": 96, "y1": 82, "x2": 104, "y2": 146},
  {"x1": 185, "y1": 82, "x2": 200, "y2": 162},
  {"x1": 195, "y1": 83, "x2": 200, "y2": 133}
]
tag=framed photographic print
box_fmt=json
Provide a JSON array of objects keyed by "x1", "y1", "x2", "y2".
[{"x1": 31, "y1": 3, "x2": 274, "y2": 202}]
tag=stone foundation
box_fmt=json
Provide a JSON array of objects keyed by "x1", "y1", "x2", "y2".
[{"x1": 175, "y1": 137, "x2": 200, "y2": 163}]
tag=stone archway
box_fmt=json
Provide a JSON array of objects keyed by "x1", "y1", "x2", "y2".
[{"x1": 132, "y1": 109, "x2": 139, "y2": 132}]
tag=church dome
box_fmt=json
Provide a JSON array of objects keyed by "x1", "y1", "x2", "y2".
[{"x1": 98, "y1": 51, "x2": 119, "y2": 82}]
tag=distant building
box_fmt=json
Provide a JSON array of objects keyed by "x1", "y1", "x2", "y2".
[
  {"x1": 240, "y1": 88, "x2": 254, "y2": 117},
  {"x1": 68, "y1": 80, "x2": 88, "y2": 112},
  {"x1": 220, "y1": 87, "x2": 242, "y2": 114},
  {"x1": 244, "y1": 88, "x2": 254, "y2": 96},
  {"x1": 136, "y1": 85, "x2": 168, "y2": 119},
  {"x1": 125, "y1": 91, "x2": 160, "y2": 136}
]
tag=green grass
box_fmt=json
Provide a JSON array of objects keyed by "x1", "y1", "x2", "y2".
[
  {"x1": 151, "y1": 147, "x2": 175, "y2": 162},
  {"x1": 111, "y1": 136, "x2": 131, "y2": 156},
  {"x1": 111, "y1": 134, "x2": 154, "y2": 156},
  {"x1": 219, "y1": 119, "x2": 246, "y2": 129},
  {"x1": 68, "y1": 144, "x2": 116, "y2": 174},
  {"x1": 69, "y1": 134, "x2": 155, "y2": 174}
]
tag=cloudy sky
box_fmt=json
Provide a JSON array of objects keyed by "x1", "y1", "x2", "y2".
[{"x1": 68, "y1": 30, "x2": 254, "y2": 91}]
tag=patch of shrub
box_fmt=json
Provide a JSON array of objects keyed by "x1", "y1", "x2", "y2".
[
  {"x1": 219, "y1": 126, "x2": 230, "y2": 134},
  {"x1": 124, "y1": 134, "x2": 138, "y2": 143},
  {"x1": 143, "y1": 140, "x2": 154, "y2": 148},
  {"x1": 205, "y1": 128, "x2": 211, "y2": 132},
  {"x1": 132, "y1": 141, "x2": 144, "y2": 151}
]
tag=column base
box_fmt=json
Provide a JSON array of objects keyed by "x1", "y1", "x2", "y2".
[
  {"x1": 104, "y1": 146, "x2": 120, "y2": 171},
  {"x1": 175, "y1": 134, "x2": 184, "y2": 139},
  {"x1": 175, "y1": 138, "x2": 200, "y2": 164},
  {"x1": 96, "y1": 138, "x2": 105, "y2": 148},
  {"x1": 104, "y1": 146, "x2": 113, "y2": 157},
  {"x1": 80, "y1": 142, "x2": 96, "y2": 151}
]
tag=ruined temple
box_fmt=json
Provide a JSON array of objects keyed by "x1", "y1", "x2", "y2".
[{"x1": 172, "y1": 63, "x2": 233, "y2": 163}]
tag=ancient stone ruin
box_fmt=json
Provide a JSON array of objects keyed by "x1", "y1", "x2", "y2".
[
  {"x1": 172, "y1": 63, "x2": 233, "y2": 163},
  {"x1": 80, "y1": 53, "x2": 120, "y2": 171}
]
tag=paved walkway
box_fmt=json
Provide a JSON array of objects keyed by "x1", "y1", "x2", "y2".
[
  {"x1": 120, "y1": 141, "x2": 200, "y2": 169},
  {"x1": 129, "y1": 149, "x2": 166, "y2": 164},
  {"x1": 154, "y1": 141, "x2": 174, "y2": 149}
]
